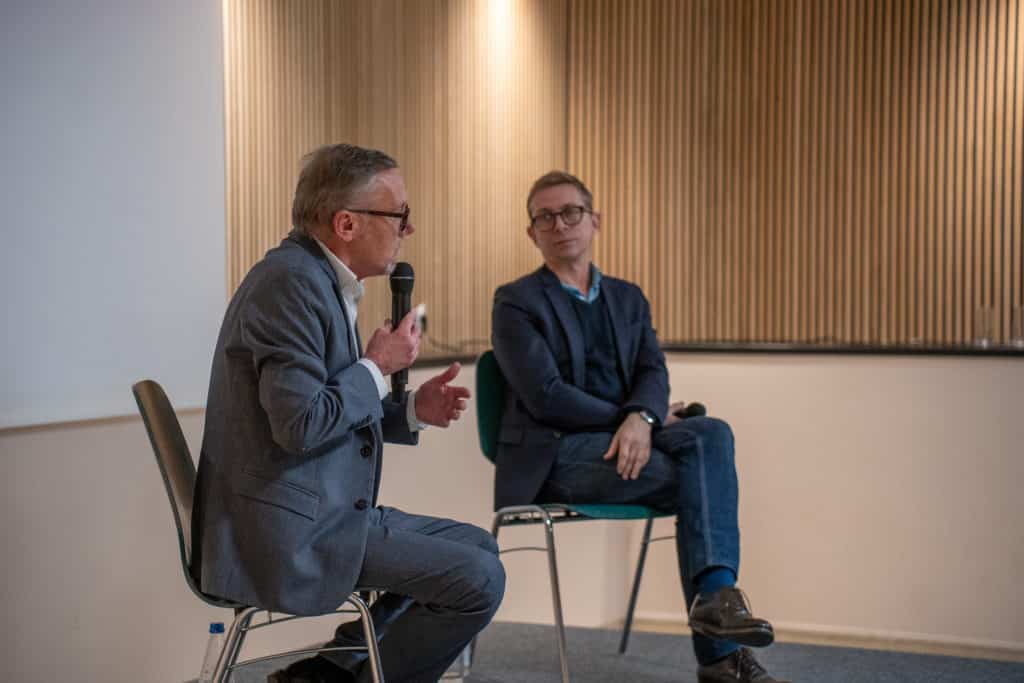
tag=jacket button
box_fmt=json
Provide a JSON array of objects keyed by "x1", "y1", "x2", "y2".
[
  {"x1": 553, "y1": 431, "x2": 562, "y2": 439},
  {"x1": 360, "y1": 444, "x2": 372, "y2": 458},
  {"x1": 354, "y1": 499, "x2": 368, "y2": 511}
]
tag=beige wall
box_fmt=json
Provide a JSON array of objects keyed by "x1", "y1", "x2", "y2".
[
  {"x1": 634, "y1": 353, "x2": 1024, "y2": 653},
  {"x1": 2, "y1": 359, "x2": 1022, "y2": 682}
]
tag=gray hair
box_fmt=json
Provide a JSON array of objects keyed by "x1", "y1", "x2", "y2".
[{"x1": 291, "y1": 143, "x2": 398, "y2": 235}]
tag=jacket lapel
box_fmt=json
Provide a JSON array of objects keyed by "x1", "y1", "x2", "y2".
[
  {"x1": 287, "y1": 229, "x2": 359, "y2": 360},
  {"x1": 540, "y1": 269, "x2": 586, "y2": 387}
]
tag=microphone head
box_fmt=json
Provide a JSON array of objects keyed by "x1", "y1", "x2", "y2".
[{"x1": 389, "y1": 261, "x2": 415, "y2": 294}]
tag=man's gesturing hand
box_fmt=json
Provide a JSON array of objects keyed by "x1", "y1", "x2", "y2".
[
  {"x1": 363, "y1": 308, "x2": 420, "y2": 376},
  {"x1": 415, "y1": 362, "x2": 471, "y2": 428},
  {"x1": 602, "y1": 412, "x2": 653, "y2": 480}
]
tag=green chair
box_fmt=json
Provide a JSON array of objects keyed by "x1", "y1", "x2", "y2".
[{"x1": 476, "y1": 350, "x2": 674, "y2": 683}]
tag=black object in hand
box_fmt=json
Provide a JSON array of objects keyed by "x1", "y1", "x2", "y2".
[
  {"x1": 389, "y1": 262, "x2": 414, "y2": 400},
  {"x1": 673, "y1": 402, "x2": 707, "y2": 419}
]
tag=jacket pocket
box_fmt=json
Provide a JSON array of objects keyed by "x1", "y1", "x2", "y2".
[{"x1": 236, "y1": 469, "x2": 320, "y2": 521}]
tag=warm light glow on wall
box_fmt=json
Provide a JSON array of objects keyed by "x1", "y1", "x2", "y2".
[
  {"x1": 222, "y1": 0, "x2": 569, "y2": 358},
  {"x1": 486, "y1": 0, "x2": 515, "y2": 65}
]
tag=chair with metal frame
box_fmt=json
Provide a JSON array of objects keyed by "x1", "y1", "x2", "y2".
[
  {"x1": 132, "y1": 379, "x2": 384, "y2": 683},
  {"x1": 475, "y1": 350, "x2": 674, "y2": 683}
]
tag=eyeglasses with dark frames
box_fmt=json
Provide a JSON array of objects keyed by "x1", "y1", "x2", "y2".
[
  {"x1": 345, "y1": 206, "x2": 411, "y2": 234},
  {"x1": 529, "y1": 204, "x2": 591, "y2": 231}
]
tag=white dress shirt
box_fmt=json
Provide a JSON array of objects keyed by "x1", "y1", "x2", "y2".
[{"x1": 316, "y1": 239, "x2": 424, "y2": 432}]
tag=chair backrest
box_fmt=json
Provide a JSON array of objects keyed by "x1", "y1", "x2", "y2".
[
  {"x1": 475, "y1": 350, "x2": 506, "y2": 463},
  {"x1": 132, "y1": 379, "x2": 198, "y2": 577}
]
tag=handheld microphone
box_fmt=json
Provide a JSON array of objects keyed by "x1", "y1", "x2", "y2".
[
  {"x1": 673, "y1": 402, "x2": 707, "y2": 419},
  {"x1": 389, "y1": 262, "x2": 415, "y2": 400}
]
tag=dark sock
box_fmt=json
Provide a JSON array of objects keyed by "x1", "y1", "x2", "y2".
[{"x1": 694, "y1": 566, "x2": 736, "y2": 597}]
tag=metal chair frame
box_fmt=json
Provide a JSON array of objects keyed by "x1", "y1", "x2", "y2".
[
  {"x1": 472, "y1": 344, "x2": 675, "y2": 683},
  {"x1": 132, "y1": 379, "x2": 384, "y2": 683},
  {"x1": 486, "y1": 504, "x2": 672, "y2": 683}
]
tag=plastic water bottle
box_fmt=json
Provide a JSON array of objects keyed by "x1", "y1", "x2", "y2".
[{"x1": 197, "y1": 622, "x2": 226, "y2": 683}]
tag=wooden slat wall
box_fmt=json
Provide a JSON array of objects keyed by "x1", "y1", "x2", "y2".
[
  {"x1": 223, "y1": 0, "x2": 568, "y2": 357},
  {"x1": 226, "y1": 0, "x2": 1023, "y2": 351},
  {"x1": 569, "y1": 0, "x2": 1023, "y2": 345}
]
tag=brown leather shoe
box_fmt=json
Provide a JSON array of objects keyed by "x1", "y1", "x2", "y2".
[
  {"x1": 697, "y1": 647, "x2": 790, "y2": 683},
  {"x1": 267, "y1": 655, "x2": 354, "y2": 683},
  {"x1": 689, "y1": 587, "x2": 775, "y2": 647}
]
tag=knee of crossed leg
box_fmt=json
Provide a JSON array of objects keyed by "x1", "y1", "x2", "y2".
[
  {"x1": 688, "y1": 416, "x2": 735, "y2": 454},
  {"x1": 462, "y1": 523, "x2": 501, "y2": 556},
  {"x1": 465, "y1": 549, "x2": 506, "y2": 617}
]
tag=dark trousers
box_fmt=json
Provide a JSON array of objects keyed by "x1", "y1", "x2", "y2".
[
  {"x1": 324, "y1": 506, "x2": 505, "y2": 682},
  {"x1": 536, "y1": 415, "x2": 741, "y2": 664}
]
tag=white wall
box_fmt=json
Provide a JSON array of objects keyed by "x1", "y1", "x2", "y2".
[
  {"x1": 2, "y1": 359, "x2": 1022, "y2": 682},
  {"x1": 0, "y1": 0, "x2": 225, "y2": 428},
  {"x1": 632, "y1": 353, "x2": 1024, "y2": 653}
]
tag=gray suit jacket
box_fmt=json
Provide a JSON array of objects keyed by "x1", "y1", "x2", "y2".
[
  {"x1": 194, "y1": 229, "x2": 417, "y2": 616},
  {"x1": 490, "y1": 266, "x2": 669, "y2": 510}
]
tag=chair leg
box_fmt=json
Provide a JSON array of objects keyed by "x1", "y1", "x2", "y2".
[
  {"x1": 213, "y1": 606, "x2": 260, "y2": 683},
  {"x1": 348, "y1": 594, "x2": 384, "y2": 683},
  {"x1": 540, "y1": 510, "x2": 571, "y2": 683},
  {"x1": 619, "y1": 517, "x2": 654, "y2": 654},
  {"x1": 469, "y1": 513, "x2": 507, "y2": 671}
]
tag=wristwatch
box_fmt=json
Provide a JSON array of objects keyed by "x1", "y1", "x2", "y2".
[{"x1": 635, "y1": 409, "x2": 657, "y2": 426}]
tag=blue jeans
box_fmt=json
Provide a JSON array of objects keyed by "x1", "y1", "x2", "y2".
[
  {"x1": 536, "y1": 416, "x2": 741, "y2": 665},
  {"x1": 324, "y1": 506, "x2": 505, "y2": 682}
]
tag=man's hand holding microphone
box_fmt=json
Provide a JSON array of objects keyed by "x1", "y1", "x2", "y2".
[{"x1": 363, "y1": 261, "x2": 470, "y2": 429}]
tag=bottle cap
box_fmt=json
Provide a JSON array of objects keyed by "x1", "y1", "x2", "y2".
[{"x1": 209, "y1": 622, "x2": 225, "y2": 634}]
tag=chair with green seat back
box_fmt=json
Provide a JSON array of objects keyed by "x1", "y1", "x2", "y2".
[{"x1": 475, "y1": 350, "x2": 674, "y2": 683}]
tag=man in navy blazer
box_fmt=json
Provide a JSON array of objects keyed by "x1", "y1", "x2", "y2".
[
  {"x1": 491, "y1": 171, "x2": 787, "y2": 683},
  {"x1": 195, "y1": 144, "x2": 504, "y2": 683}
]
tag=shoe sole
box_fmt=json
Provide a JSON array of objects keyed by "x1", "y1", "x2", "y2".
[{"x1": 690, "y1": 623, "x2": 775, "y2": 648}]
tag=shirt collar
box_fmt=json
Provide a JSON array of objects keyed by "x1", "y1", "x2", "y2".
[
  {"x1": 315, "y1": 238, "x2": 364, "y2": 307},
  {"x1": 560, "y1": 264, "x2": 602, "y2": 303}
]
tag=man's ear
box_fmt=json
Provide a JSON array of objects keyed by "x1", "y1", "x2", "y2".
[
  {"x1": 591, "y1": 211, "x2": 601, "y2": 232},
  {"x1": 527, "y1": 225, "x2": 539, "y2": 246},
  {"x1": 331, "y1": 209, "x2": 357, "y2": 242}
]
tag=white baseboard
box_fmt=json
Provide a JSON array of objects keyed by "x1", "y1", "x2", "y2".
[{"x1": 631, "y1": 611, "x2": 1024, "y2": 663}]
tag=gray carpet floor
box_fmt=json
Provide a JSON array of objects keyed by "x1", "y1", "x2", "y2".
[{"x1": 226, "y1": 621, "x2": 1024, "y2": 682}]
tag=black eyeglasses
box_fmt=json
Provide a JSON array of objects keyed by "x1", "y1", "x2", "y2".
[
  {"x1": 345, "y1": 206, "x2": 411, "y2": 234},
  {"x1": 529, "y1": 204, "x2": 591, "y2": 231}
]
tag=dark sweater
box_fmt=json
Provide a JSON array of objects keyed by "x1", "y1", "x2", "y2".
[{"x1": 568, "y1": 292, "x2": 627, "y2": 408}]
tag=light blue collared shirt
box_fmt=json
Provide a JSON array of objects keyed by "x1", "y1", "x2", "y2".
[
  {"x1": 315, "y1": 239, "x2": 423, "y2": 431},
  {"x1": 560, "y1": 264, "x2": 603, "y2": 304}
]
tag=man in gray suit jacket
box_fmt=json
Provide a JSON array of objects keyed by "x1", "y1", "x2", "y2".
[
  {"x1": 195, "y1": 144, "x2": 505, "y2": 683},
  {"x1": 490, "y1": 171, "x2": 787, "y2": 683}
]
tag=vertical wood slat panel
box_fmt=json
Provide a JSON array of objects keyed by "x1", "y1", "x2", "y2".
[
  {"x1": 223, "y1": 1, "x2": 568, "y2": 359},
  {"x1": 224, "y1": 1, "x2": 1023, "y2": 353},
  {"x1": 567, "y1": 0, "x2": 1023, "y2": 346}
]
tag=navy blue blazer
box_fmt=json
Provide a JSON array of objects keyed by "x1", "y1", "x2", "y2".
[
  {"x1": 490, "y1": 265, "x2": 669, "y2": 510},
  {"x1": 194, "y1": 229, "x2": 417, "y2": 616}
]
